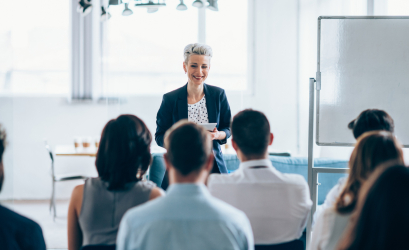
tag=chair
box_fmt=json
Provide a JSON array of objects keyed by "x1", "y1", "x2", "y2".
[
  {"x1": 255, "y1": 239, "x2": 304, "y2": 250},
  {"x1": 44, "y1": 141, "x2": 88, "y2": 221},
  {"x1": 81, "y1": 245, "x2": 116, "y2": 250}
]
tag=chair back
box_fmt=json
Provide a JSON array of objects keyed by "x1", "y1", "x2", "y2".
[
  {"x1": 44, "y1": 140, "x2": 55, "y2": 177},
  {"x1": 255, "y1": 239, "x2": 304, "y2": 250},
  {"x1": 81, "y1": 245, "x2": 116, "y2": 250},
  {"x1": 44, "y1": 141, "x2": 54, "y2": 162}
]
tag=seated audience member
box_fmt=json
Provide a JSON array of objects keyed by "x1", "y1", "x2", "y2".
[
  {"x1": 348, "y1": 109, "x2": 394, "y2": 140},
  {"x1": 337, "y1": 164, "x2": 409, "y2": 250},
  {"x1": 207, "y1": 109, "x2": 312, "y2": 246},
  {"x1": 117, "y1": 121, "x2": 254, "y2": 250},
  {"x1": 309, "y1": 131, "x2": 403, "y2": 250},
  {"x1": 314, "y1": 109, "x2": 395, "y2": 221},
  {"x1": 67, "y1": 115, "x2": 164, "y2": 250},
  {"x1": 0, "y1": 126, "x2": 47, "y2": 250}
]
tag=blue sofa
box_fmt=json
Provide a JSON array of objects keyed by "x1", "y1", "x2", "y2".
[{"x1": 148, "y1": 153, "x2": 348, "y2": 205}]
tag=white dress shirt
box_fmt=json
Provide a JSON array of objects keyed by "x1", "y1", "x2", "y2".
[
  {"x1": 308, "y1": 207, "x2": 351, "y2": 250},
  {"x1": 117, "y1": 184, "x2": 254, "y2": 250},
  {"x1": 208, "y1": 159, "x2": 312, "y2": 245}
]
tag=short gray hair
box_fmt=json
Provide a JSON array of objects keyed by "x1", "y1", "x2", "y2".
[{"x1": 183, "y1": 43, "x2": 213, "y2": 64}]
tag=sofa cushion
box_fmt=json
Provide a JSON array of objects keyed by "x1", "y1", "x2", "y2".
[{"x1": 148, "y1": 153, "x2": 348, "y2": 205}]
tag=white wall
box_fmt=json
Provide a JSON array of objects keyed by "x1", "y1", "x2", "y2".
[
  {"x1": 297, "y1": 0, "x2": 367, "y2": 158},
  {"x1": 0, "y1": 96, "x2": 164, "y2": 200},
  {"x1": 0, "y1": 0, "x2": 301, "y2": 200}
]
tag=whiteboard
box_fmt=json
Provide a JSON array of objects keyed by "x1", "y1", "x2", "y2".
[{"x1": 316, "y1": 16, "x2": 409, "y2": 147}]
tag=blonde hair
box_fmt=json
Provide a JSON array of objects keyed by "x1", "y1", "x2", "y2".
[
  {"x1": 335, "y1": 131, "x2": 403, "y2": 214},
  {"x1": 183, "y1": 43, "x2": 213, "y2": 64}
]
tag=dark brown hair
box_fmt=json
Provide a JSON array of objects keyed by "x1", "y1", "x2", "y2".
[
  {"x1": 0, "y1": 125, "x2": 6, "y2": 163},
  {"x1": 335, "y1": 131, "x2": 403, "y2": 214},
  {"x1": 164, "y1": 120, "x2": 211, "y2": 176},
  {"x1": 338, "y1": 164, "x2": 409, "y2": 250},
  {"x1": 95, "y1": 115, "x2": 152, "y2": 190},
  {"x1": 348, "y1": 109, "x2": 394, "y2": 139},
  {"x1": 231, "y1": 109, "x2": 270, "y2": 157},
  {"x1": 0, "y1": 125, "x2": 6, "y2": 192}
]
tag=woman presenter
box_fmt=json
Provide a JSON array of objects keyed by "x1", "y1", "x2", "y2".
[{"x1": 155, "y1": 43, "x2": 231, "y2": 185}]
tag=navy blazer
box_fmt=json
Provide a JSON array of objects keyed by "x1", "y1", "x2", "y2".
[{"x1": 155, "y1": 83, "x2": 231, "y2": 173}]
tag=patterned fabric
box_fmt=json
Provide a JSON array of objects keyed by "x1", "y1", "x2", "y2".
[{"x1": 188, "y1": 95, "x2": 209, "y2": 124}]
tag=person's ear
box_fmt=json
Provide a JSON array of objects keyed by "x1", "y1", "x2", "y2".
[
  {"x1": 183, "y1": 62, "x2": 187, "y2": 74},
  {"x1": 269, "y1": 133, "x2": 274, "y2": 146},
  {"x1": 164, "y1": 153, "x2": 171, "y2": 171},
  {"x1": 0, "y1": 161, "x2": 4, "y2": 192},
  {"x1": 232, "y1": 138, "x2": 239, "y2": 151},
  {"x1": 204, "y1": 153, "x2": 214, "y2": 173}
]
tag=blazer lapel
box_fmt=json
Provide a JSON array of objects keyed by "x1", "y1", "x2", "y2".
[
  {"x1": 177, "y1": 83, "x2": 188, "y2": 121},
  {"x1": 203, "y1": 84, "x2": 217, "y2": 124}
]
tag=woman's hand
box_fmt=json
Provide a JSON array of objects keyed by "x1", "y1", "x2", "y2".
[{"x1": 209, "y1": 128, "x2": 226, "y2": 140}]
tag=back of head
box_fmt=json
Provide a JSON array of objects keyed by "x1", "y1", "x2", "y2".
[
  {"x1": 338, "y1": 164, "x2": 409, "y2": 250},
  {"x1": 348, "y1": 109, "x2": 394, "y2": 139},
  {"x1": 95, "y1": 115, "x2": 152, "y2": 190},
  {"x1": 336, "y1": 131, "x2": 403, "y2": 214},
  {"x1": 231, "y1": 109, "x2": 270, "y2": 157},
  {"x1": 164, "y1": 121, "x2": 212, "y2": 176},
  {"x1": 0, "y1": 125, "x2": 6, "y2": 192}
]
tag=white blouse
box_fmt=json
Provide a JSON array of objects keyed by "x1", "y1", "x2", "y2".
[
  {"x1": 313, "y1": 178, "x2": 346, "y2": 225},
  {"x1": 308, "y1": 207, "x2": 351, "y2": 250},
  {"x1": 188, "y1": 95, "x2": 209, "y2": 124}
]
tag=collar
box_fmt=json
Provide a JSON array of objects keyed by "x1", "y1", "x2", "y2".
[
  {"x1": 239, "y1": 159, "x2": 273, "y2": 169},
  {"x1": 177, "y1": 83, "x2": 211, "y2": 99},
  {"x1": 166, "y1": 183, "x2": 210, "y2": 197}
]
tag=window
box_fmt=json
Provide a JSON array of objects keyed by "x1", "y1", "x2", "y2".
[
  {"x1": 206, "y1": 0, "x2": 248, "y2": 91},
  {"x1": 0, "y1": 0, "x2": 70, "y2": 95},
  {"x1": 387, "y1": 0, "x2": 409, "y2": 15},
  {"x1": 102, "y1": 0, "x2": 249, "y2": 96},
  {"x1": 102, "y1": 2, "x2": 198, "y2": 96}
]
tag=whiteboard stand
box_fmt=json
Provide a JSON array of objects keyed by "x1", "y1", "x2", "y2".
[
  {"x1": 306, "y1": 77, "x2": 349, "y2": 246},
  {"x1": 306, "y1": 15, "x2": 409, "y2": 245}
]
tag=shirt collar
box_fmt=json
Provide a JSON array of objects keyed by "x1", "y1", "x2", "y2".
[
  {"x1": 239, "y1": 159, "x2": 273, "y2": 169},
  {"x1": 166, "y1": 183, "x2": 210, "y2": 197}
]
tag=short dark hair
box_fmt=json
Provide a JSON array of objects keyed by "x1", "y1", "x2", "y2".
[
  {"x1": 0, "y1": 125, "x2": 6, "y2": 163},
  {"x1": 95, "y1": 115, "x2": 152, "y2": 191},
  {"x1": 0, "y1": 125, "x2": 6, "y2": 192},
  {"x1": 339, "y1": 164, "x2": 409, "y2": 250},
  {"x1": 231, "y1": 109, "x2": 270, "y2": 156},
  {"x1": 164, "y1": 121, "x2": 211, "y2": 176},
  {"x1": 348, "y1": 109, "x2": 394, "y2": 139}
]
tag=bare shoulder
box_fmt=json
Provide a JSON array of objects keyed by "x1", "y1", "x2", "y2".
[
  {"x1": 72, "y1": 184, "x2": 84, "y2": 199},
  {"x1": 70, "y1": 184, "x2": 84, "y2": 215}
]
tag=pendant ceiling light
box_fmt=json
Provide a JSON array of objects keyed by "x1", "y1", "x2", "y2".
[
  {"x1": 192, "y1": 0, "x2": 203, "y2": 8},
  {"x1": 207, "y1": 0, "x2": 218, "y2": 11},
  {"x1": 135, "y1": 0, "x2": 165, "y2": 13},
  {"x1": 109, "y1": 0, "x2": 122, "y2": 4},
  {"x1": 122, "y1": 3, "x2": 133, "y2": 16},
  {"x1": 100, "y1": 6, "x2": 112, "y2": 21},
  {"x1": 77, "y1": 0, "x2": 93, "y2": 16},
  {"x1": 147, "y1": 7, "x2": 159, "y2": 13},
  {"x1": 176, "y1": 0, "x2": 187, "y2": 11}
]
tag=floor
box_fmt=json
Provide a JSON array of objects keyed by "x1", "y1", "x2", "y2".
[{"x1": 2, "y1": 200, "x2": 69, "y2": 250}]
